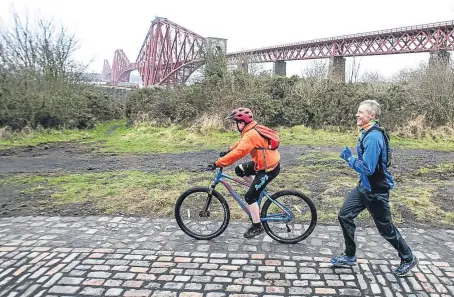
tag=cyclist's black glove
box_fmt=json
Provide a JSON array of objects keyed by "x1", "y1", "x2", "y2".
[
  {"x1": 207, "y1": 162, "x2": 217, "y2": 171},
  {"x1": 219, "y1": 149, "x2": 231, "y2": 157}
]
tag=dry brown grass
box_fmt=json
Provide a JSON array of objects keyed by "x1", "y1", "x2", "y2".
[
  {"x1": 0, "y1": 127, "x2": 12, "y2": 139},
  {"x1": 132, "y1": 112, "x2": 172, "y2": 127},
  {"x1": 396, "y1": 115, "x2": 454, "y2": 140},
  {"x1": 0, "y1": 125, "x2": 36, "y2": 140},
  {"x1": 190, "y1": 113, "x2": 226, "y2": 133}
]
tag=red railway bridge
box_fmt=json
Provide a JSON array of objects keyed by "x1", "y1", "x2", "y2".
[{"x1": 102, "y1": 18, "x2": 454, "y2": 86}]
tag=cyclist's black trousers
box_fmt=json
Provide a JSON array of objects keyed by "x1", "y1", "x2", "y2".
[
  {"x1": 235, "y1": 161, "x2": 280, "y2": 205},
  {"x1": 338, "y1": 185, "x2": 413, "y2": 262}
]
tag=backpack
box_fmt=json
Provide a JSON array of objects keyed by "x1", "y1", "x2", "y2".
[
  {"x1": 254, "y1": 124, "x2": 280, "y2": 150},
  {"x1": 360, "y1": 125, "x2": 393, "y2": 167}
]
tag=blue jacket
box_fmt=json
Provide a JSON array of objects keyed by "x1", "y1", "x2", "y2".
[{"x1": 348, "y1": 124, "x2": 394, "y2": 192}]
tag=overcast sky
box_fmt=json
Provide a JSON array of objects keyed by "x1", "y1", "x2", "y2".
[{"x1": 1, "y1": 0, "x2": 454, "y2": 79}]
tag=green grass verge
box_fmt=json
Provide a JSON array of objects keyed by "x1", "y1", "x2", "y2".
[
  {"x1": 90, "y1": 123, "x2": 239, "y2": 153},
  {"x1": 0, "y1": 129, "x2": 92, "y2": 150},
  {"x1": 3, "y1": 171, "x2": 211, "y2": 216},
  {"x1": 417, "y1": 163, "x2": 454, "y2": 175},
  {"x1": 391, "y1": 183, "x2": 454, "y2": 226},
  {"x1": 2, "y1": 120, "x2": 454, "y2": 153},
  {"x1": 3, "y1": 153, "x2": 452, "y2": 227},
  {"x1": 1, "y1": 170, "x2": 256, "y2": 221},
  {"x1": 0, "y1": 120, "x2": 238, "y2": 153}
]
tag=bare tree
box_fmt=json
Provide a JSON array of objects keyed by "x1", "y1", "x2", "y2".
[
  {"x1": 0, "y1": 8, "x2": 107, "y2": 130},
  {"x1": 303, "y1": 60, "x2": 328, "y2": 80},
  {"x1": 0, "y1": 8, "x2": 85, "y2": 82},
  {"x1": 360, "y1": 71, "x2": 386, "y2": 83},
  {"x1": 249, "y1": 62, "x2": 266, "y2": 75},
  {"x1": 346, "y1": 56, "x2": 361, "y2": 83}
]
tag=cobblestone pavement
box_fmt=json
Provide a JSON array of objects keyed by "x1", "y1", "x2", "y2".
[{"x1": 0, "y1": 216, "x2": 453, "y2": 297}]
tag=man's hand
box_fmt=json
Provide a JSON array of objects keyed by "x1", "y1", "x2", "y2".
[
  {"x1": 207, "y1": 162, "x2": 217, "y2": 171},
  {"x1": 339, "y1": 146, "x2": 353, "y2": 162}
]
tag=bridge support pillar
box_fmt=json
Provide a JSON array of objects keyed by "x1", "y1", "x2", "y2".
[
  {"x1": 429, "y1": 50, "x2": 450, "y2": 69},
  {"x1": 206, "y1": 37, "x2": 227, "y2": 55},
  {"x1": 273, "y1": 61, "x2": 286, "y2": 76},
  {"x1": 328, "y1": 56, "x2": 345, "y2": 82}
]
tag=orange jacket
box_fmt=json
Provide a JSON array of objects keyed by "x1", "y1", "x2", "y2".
[{"x1": 215, "y1": 121, "x2": 280, "y2": 171}]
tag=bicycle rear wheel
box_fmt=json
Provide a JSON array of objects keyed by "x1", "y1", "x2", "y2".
[
  {"x1": 175, "y1": 187, "x2": 230, "y2": 240},
  {"x1": 261, "y1": 190, "x2": 317, "y2": 244}
]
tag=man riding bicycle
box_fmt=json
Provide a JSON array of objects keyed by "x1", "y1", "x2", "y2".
[{"x1": 209, "y1": 108, "x2": 281, "y2": 239}]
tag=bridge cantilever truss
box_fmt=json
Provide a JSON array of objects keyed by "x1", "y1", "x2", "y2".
[
  {"x1": 101, "y1": 49, "x2": 136, "y2": 85},
  {"x1": 136, "y1": 17, "x2": 206, "y2": 87},
  {"x1": 102, "y1": 17, "x2": 207, "y2": 87},
  {"x1": 102, "y1": 19, "x2": 454, "y2": 86},
  {"x1": 101, "y1": 60, "x2": 112, "y2": 82}
]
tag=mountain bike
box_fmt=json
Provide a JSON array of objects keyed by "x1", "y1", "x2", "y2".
[{"x1": 174, "y1": 165, "x2": 317, "y2": 244}]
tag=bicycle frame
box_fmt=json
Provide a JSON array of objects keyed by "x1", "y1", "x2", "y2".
[{"x1": 205, "y1": 168, "x2": 294, "y2": 222}]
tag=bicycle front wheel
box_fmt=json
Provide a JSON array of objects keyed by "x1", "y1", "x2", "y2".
[
  {"x1": 175, "y1": 187, "x2": 230, "y2": 240},
  {"x1": 261, "y1": 190, "x2": 317, "y2": 244}
]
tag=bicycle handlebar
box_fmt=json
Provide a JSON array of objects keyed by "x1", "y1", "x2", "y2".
[{"x1": 206, "y1": 164, "x2": 223, "y2": 172}]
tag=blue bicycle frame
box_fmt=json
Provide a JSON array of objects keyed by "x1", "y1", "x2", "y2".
[{"x1": 208, "y1": 168, "x2": 294, "y2": 222}]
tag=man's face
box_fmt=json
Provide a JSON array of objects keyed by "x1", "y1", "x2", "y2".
[{"x1": 356, "y1": 104, "x2": 376, "y2": 127}]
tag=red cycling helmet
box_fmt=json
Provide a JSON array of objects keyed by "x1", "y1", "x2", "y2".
[{"x1": 226, "y1": 108, "x2": 254, "y2": 124}]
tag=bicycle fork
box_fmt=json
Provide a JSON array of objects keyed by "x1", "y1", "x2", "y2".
[{"x1": 200, "y1": 183, "x2": 216, "y2": 218}]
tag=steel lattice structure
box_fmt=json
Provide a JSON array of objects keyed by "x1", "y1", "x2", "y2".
[
  {"x1": 135, "y1": 17, "x2": 206, "y2": 87},
  {"x1": 226, "y1": 21, "x2": 454, "y2": 63},
  {"x1": 101, "y1": 60, "x2": 112, "y2": 82},
  {"x1": 103, "y1": 19, "x2": 454, "y2": 86},
  {"x1": 110, "y1": 49, "x2": 137, "y2": 84}
]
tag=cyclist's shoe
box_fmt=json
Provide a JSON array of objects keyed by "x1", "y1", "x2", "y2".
[
  {"x1": 243, "y1": 224, "x2": 264, "y2": 239},
  {"x1": 330, "y1": 253, "x2": 357, "y2": 267},
  {"x1": 393, "y1": 255, "x2": 418, "y2": 277}
]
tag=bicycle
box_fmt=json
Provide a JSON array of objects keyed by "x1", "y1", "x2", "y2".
[{"x1": 174, "y1": 164, "x2": 317, "y2": 244}]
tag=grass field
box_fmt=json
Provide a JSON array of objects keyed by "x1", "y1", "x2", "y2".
[
  {"x1": 1, "y1": 120, "x2": 454, "y2": 228},
  {"x1": 2, "y1": 119, "x2": 454, "y2": 153}
]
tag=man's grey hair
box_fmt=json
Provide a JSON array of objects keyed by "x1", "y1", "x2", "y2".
[{"x1": 359, "y1": 99, "x2": 381, "y2": 118}]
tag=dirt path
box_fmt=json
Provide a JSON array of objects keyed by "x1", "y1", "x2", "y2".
[
  {"x1": 2, "y1": 141, "x2": 454, "y2": 174},
  {"x1": 0, "y1": 142, "x2": 318, "y2": 174}
]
